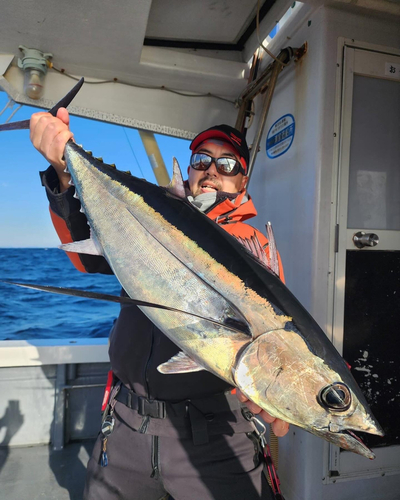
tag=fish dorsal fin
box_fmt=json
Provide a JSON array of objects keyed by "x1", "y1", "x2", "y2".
[
  {"x1": 157, "y1": 351, "x2": 206, "y2": 374},
  {"x1": 165, "y1": 158, "x2": 186, "y2": 199},
  {"x1": 235, "y1": 232, "x2": 273, "y2": 272},
  {"x1": 59, "y1": 232, "x2": 104, "y2": 256}
]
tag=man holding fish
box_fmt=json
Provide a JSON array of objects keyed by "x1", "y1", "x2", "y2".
[{"x1": 30, "y1": 108, "x2": 289, "y2": 500}]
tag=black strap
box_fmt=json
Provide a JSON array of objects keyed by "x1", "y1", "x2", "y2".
[
  {"x1": 114, "y1": 386, "x2": 243, "y2": 445},
  {"x1": 116, "y1": 385, "x2": 241, "y2": 416},
  {"x1": 187, "y1": 403, "x2": 209, "y2": 445},
  {"x1": 115, "y1": 386, "x2": 166, "y2": 418}
]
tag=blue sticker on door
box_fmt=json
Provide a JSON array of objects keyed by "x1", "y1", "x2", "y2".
[{"x1": 266, "y1": 114, "x2": 295, "y2": 158}]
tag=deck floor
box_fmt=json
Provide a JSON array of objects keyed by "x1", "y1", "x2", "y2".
[{"x1": 0, "y1": 440, "x2": 95, "y2": 500}]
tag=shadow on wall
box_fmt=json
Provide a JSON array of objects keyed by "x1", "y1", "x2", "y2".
[
  {"x1": 0, "y1": 367, "x2": 106, "y2": 500},
  {"x1": 0, "y1": 400, "x2": 24, "y2": 473}
]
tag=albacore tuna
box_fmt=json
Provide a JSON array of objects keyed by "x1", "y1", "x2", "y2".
[{"x1": 46, "y1": 140, "x2": 383, "y2": 459}]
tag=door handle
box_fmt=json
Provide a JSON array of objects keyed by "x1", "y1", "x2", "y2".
[{"x1": 352, "y1": 231, "x2": 379, "y2": 249}]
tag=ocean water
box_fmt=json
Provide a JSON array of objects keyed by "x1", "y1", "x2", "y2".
[{"x1": 0, "y1": 248, "x2": 121, "y2": 340}]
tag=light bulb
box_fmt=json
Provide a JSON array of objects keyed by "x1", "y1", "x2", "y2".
[
  {"x1": 18, "y1": 46, "x2": 52, "y2": 100},
  {"x1": 23, "y1": 69, "x2": 45, "y2": 99}
]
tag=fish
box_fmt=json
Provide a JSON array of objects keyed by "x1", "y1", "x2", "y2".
[
  {"x1": 1, "y1": 81, "x2": 383, "y2": 458},
  {"x1": 44, "y1": 140, "x2": 382, "y2": 459}
]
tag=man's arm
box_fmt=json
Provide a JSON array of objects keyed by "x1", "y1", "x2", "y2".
[
  {"x1": 30, "y1": 107, "x2": 74, "y2": 191},
  {"x1": 31, "y1": 109, "x2": 112, "y2": 274}
]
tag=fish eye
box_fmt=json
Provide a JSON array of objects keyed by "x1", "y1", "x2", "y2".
[{"x1": 318, "y1": 383, "x2": 351, "y2": 412}]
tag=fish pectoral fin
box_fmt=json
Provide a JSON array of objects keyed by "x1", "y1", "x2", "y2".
[
  {"x1": 59, "y1": 234, "x2": 104, "y2": 256},
  {"x1": 157, "y1": 351, "x2": 206, "y2": 374},
  {"x1": 164, "y1": 158, "x2": 186, "y2": 199},
  {"x1": 2, "y1": 281, "x2": 248, "y2": 334}
]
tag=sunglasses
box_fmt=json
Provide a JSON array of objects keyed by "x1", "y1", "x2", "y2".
[{"x1": 190, "y1": 153, "x2": 246, "y2": 177}]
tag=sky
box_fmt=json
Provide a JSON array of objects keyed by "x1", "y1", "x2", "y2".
[
  {"x1": 0, "y1": 4, "x2": 295, "y2": 248},
  {"x1": 0, "y1": 91, "x2": 191, "y2": 247}
]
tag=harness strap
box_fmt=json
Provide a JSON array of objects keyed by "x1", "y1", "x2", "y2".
[
  {"x1": 187, "y1": 403, "x2": 209, "y2": 445},
  {"x1": 114, "y1": 385, "x2": 243, "y2": 445},
  {"x1": 116, "y1": 385, "x2": 241, "y2": 415},
  {"x1": 115, "y1": 387, "x2": 167, "y2": 418}
]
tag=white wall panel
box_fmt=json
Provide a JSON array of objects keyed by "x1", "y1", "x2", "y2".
[{"x1": 244, "y1": 4, "x2": 400, "y2": 500}]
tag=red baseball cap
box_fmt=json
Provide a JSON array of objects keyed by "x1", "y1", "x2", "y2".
[{"x1": 190, "y1": 124, "x2": 250, "y2": 174}]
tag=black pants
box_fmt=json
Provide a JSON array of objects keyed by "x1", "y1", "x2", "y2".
[{"x1": 83, "y1": 403, "x2": 274, "y2": 500}]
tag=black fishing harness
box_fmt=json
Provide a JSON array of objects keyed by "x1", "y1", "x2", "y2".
[{"x1": 100, "y1": 375, "x2": 285, "y2": 499}]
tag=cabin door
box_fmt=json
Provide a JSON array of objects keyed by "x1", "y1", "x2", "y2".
[{"x1": 331, "y1": 44, "x2": 400, "y2": 480}]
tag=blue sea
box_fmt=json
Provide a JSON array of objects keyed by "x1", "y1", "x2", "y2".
[{"x1": 0, "y1": 248, "x2": 121, "y2": 340}]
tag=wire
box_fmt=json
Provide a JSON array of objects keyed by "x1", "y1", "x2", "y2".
[
  {"x1": 52, "y1": 66, "x2": 114, "y2": 84},
  {"x1": 122, "y1": 127, "x2": 146, "y2": 179},
  {"x1": 256, "y1": 0, "x2": 288, "y2": 67},
  {"x1": 0, "y1": 97, "x2": 13, "y2": 117},
  {"x1": 51, "y1": 65, "x2": 236, "y2": 105},
  {"x1": 5, "y1": 104, "x2": 22, "y2": 123}
]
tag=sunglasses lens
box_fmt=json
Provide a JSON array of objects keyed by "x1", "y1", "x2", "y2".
[
  {"x1": 190, "y1": 153, "x2": 211, "y2": 170},
  {"x1": 215, "y1": 158, "x2": 239, "y2": 176}
]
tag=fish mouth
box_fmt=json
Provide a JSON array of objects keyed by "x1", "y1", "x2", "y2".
[{"x1": 314, "y1": 426, "x2": 383, "y2": 460}]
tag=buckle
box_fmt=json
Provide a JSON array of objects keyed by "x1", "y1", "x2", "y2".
[
  {"x1": 241, "y1": 406, "x2": 254, "y2": 422},
  {"x1": 138, "y1": 397, "x2": 166, "y2": 419}
]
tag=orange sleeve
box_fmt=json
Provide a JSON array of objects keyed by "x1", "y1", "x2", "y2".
[
  {"x1": 277, "y1": 252, "x2": 285, "y2": 284},
  {"x1": 49, "y1": 207, "x2": 87, "y2": 273}
]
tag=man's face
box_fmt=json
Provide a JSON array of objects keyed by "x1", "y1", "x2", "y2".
[{"x1": 187, "y1": 139, "x2": 248, "y2": 197}]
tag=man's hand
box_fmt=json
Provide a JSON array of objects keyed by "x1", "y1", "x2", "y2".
[
  {"x1": 236, "y1": 389, "x2": 289, "y2": 437},
  {"x1": 30, "y1": 108, "x2": 74, "y2": 192}
]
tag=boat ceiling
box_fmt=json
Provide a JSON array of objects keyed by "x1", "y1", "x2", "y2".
[
  {"x1": 1, "y1": 0, "x2": 399, "y2": 135},
  {"x1": 2, "y1": 0, "x2": 399, "y2": 94},
  {"x1": 0, "y1": 0, "x2": 286, "y2": 96}
]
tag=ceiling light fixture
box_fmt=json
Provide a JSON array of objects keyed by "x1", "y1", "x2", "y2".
[{"x1": 18, "y1": 45, "x2": 52, "y2": 100}]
